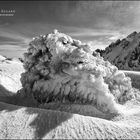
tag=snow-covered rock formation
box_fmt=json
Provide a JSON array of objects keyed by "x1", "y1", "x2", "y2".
[
  {"x1": 96, "y1": 31, "x2": 140, "y2": 71},
  {"x1": 19, "y1": 30, "x2": 134, "y2": 114}
]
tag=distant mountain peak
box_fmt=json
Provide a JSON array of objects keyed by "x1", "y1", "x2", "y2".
[
  {"x1": 0, "y1": 55, "x2": 6, "y2": 61},
  {"x1": 127, "y1": 31, "x2": 138, "y2": 39},
  {"x1": 96, "y1": 31, "x2": 140, "y2": 71}
]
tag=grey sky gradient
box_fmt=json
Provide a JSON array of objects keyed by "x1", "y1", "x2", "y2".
[{"x1": 0, "y1": 1, "x2": 140, "y2": 57}]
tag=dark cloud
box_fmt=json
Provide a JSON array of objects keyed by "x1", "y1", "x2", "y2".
[
  {"x1": 0, "y1": 1, "x2": 139, "y2": 28},
  {"x1": 55, "y1": 1, "x2": 140, "y2": 30},
  {"x1": 0, "y1": 1, "x2": 140, "y2": 31}
]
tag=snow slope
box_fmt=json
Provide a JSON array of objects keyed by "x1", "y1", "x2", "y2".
[
  {"x1": 0, "y1": 99, "x2": 140, "y2": 139},
  {"x1": 0, "y1": 56, "x2": 24, "y2": 95}
]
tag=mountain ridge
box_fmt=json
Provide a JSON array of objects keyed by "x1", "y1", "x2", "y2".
[{"x1": 95, "y1": 31, "x2": 140, "y2": 71}]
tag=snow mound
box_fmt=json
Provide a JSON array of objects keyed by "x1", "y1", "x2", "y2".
[{"x1": 19, "y1": 30, "x2": 135, "y2": 114}]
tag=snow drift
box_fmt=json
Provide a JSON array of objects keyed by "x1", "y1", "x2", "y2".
[{"x1": 19, "y1": 30, "x2": 135, "y2": 114}]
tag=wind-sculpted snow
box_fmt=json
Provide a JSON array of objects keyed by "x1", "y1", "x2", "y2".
[
  {"x1": 1, "y1": 100, "x2": 140, "y2": 139},
  {"x1": 20, "y1": 30, "x2": 135, "y2": 114}
]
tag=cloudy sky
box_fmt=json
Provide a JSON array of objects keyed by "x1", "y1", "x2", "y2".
[{"x1": 0, "y1": 1, "x2": 140, "y2": 58}]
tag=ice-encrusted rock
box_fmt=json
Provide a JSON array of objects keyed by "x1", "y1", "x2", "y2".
[{"x1": 19, "y1": 30, "x2": 134, "y2": 113}]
